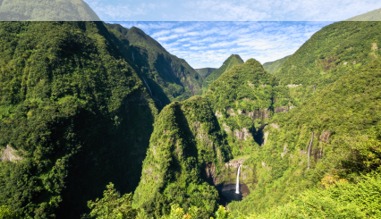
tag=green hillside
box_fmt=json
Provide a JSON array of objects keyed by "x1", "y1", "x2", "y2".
[
  {"x1": 348, "y1": 8, "x2": 381, "y2": 21},
  {"x1": 274, "y1": 21, "x2": 381, "y2": 104},
  {"x1": 0, "y1": 21, "x2": 157, "y2": 218},
  {"x1": 203, "y1": 54, "x2": 244, "y2": 90},
  {"x1": 133, "y1": 97, "x2": 231, "y2": 218},
  {"x1": 229, "y1": 59, "x2": 381, "y2": 217},
  {"x1": 206, "y1": 59, "x2": 292, "y2": 156},
  {"x1": 263, "y1": 55, "x2": 290, "y2": 74},
  {"x1": 196, "y1": 68, "x2": 217, "y2": 79},
  {"x1": 0, "y1": 4, "x2": 381, "y2": 219},
  {"x1": 132, "y1": 14, "x2": 381, "y2": 219},
  {"x1": 107, "y1": 24, "x2": 203, "y2": 108},
  {"x1": 0, "y1": 0, "x2": 100, "y2": 21}
]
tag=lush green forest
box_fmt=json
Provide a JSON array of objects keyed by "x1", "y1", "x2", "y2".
[
  {"x1": 202, "y1": 54, "x2": 243, "y2": 91},
  {"x1": 0, "y1": 4, "x2": 380, "y2": 219},
  {"x1": 0, "y1": 21, "x2": 157, "y2": 218},
  {"x1": 107, "y1": 24, "x2": 203, "y2": 108}
]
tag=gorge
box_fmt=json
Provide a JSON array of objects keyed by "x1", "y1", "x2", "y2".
[{"x1": 0, "y1": 1, "x2": 381, "y2": 219}]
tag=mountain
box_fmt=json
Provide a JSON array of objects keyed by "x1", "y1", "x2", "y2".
[
  {"x1": 229, "y1": 59, "x2": 381, "y2": 217},
  {"x1": 1, "y1": 5, "x2": 381, "y2": 219},
  {"x1": 273, "y1": 21, "x2": 381, "y2": 103},
  {"x1": 263, "y1": 55, "x2": 290, "y2": 74},
  {"x1": 225, "y1": 16, "x2": 381, "y2": 218},
  {"x1": 348, "y1": 8, "x2": 381, "y2": 21},
  {"x1": 202, "y1": 54, "x2": 244, "y2": 90},
  {"x1": 107, "y1": 24, "x2": 203, "y2": 108},
  {"x1": 0, "y1": 0, "x2": 100, "y2": 21},
  {"x1": 0, "y1": 21, "x2": 157, "y2": 218},
  {"x1": 195, "y1": 67, "x2": 217, "y2": 79},
  {"x1": 132, "y1": 11, "x2": 381, "y2": 218},
  {"x1": 133, "y1": 97, "x2": 231, "y2": 218},
  {"x1": 132, "y1": 58, "x2": 293, "y2": 218},
  {"x1": 206, "y1": 59, "x2": 292, "y2": 156}
]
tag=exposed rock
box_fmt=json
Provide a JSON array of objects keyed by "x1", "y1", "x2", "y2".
[
  {"x1": 234, "y1": 128, "x2": 251, "y2": 141},
  {"x1": 281, "y1": 144, "x2": 288, "y2": 158},
  {"x1": 225, "y1": 159, "x2": 245, "y2": 168},
  {"x1": 205, "y1": 162, "x2": 218, "y2": 185},
  {"x1": 263, "y1": 131, "x2": 269, "y2": 146},
  {"x1": 222, "y1": 123, "x2": 231, "y2": 133},
  {"x1": 215, "y1": 111, "x2": 223, "y2": 118},
  {"x1": 1, "y1": 145, "x2": 22, "y2": 162},
  {"x1": 287, "y1": 84, "x2": 302, "y2": 88},
  {"x1": 270, "y1": 123, "x2": 280, "y2": 130},
  {"x1": 226, "y1": 107, "x2": 236, "y2": 116},
  {"x1": 274, "y1": 106, "x2": 289, "y2": 113},
  {"x1": 319, "y1": 131, "x2": 331, "y2": 143},
  {"x1": 246, "y1": 109, "x2": 270, "y2": 120}
]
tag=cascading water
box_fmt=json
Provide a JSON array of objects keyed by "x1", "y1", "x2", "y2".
[{"x1": 235, "y1": 164, "x2": 241, "y2": 194}]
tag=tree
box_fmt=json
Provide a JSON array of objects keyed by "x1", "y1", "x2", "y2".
[{"x1": 87, "y1": 183, "x2": 137, "y2": 219}]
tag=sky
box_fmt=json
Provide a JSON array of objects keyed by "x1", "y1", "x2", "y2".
[
  {"x1": 116, "y1": 21, "x2": 330, "y2": 68},
  {"x1": 83, "y1": 0, "x2": 381, "y2": 68},
  {"x1": 84, "y1": 0, "x2": 381, "y2": 21}
]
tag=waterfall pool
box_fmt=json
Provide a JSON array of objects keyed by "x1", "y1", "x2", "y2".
[{"x1": 216, "y1": 183, "x2": 250, "y2": 205}]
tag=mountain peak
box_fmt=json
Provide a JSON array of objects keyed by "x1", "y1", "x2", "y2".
[
  {"x1": 225, "y1": 54, "x2": 244, "y2": 63},
  {"x1": 348, "y1": 8, "x2": 381, "y2": 21},
  {"x1": 0, "y1": 0, "x2": 100, "y2": 21}
]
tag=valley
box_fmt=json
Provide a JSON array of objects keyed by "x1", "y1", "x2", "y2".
[{"x1": 0, "y1": 2, "x2": 380, "y2": 219}]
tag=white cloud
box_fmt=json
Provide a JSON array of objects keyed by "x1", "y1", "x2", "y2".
[
  {"x1": 118, "y1": 21, "x2": 331, "y2": 68},
  {"x1": 85, "y1": 0, "x2": 381, "y2": 21}
]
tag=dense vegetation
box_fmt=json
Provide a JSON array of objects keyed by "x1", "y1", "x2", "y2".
[
  {"x1": 0, "y1": 5, "x2": 381, "y2": 219},
  {"x1": 202, "y1": 54, "x2": 243, "y2": 91},
  {"x1": 263, "y1": 55, "x2": 290, "y2": 74},
  {"x1": 133, "y1": 97, "x2": 231, "y2": 218},
  {"x1": 195, "y1": 68, "x2": 217, "y2": 79},
  {"x1": 274, "y1": 21, "x2": 381, "y2": 104},
  {"x1": 206, "y1": 59, "x2": 292, "y2": 156},
  {"x1": 228, "y1": 59, "x2": 381, "y2": 217},
  {"x1": 107, "y1": 24, "x2": 203, "y2": 108},
  {"x1": 0, "y1": 21, "x2": 157, "y2": 218}
]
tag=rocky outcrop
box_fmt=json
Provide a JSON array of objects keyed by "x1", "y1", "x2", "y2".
[
  {"x1": 246, "y1": 109, "x2": 271, "y2": 120},
  {"x1": 1, "y1": 145, "x2": 22, "y2": 162},
  {"x1": 234, "y1": 128, "x2": 251, "y2": 141},
  {"x1": 225, "y1": 159, "x2": 245, "y2": 169},
  {"x1": 205, "y1": 162, "x2": 218, "y2": 185}
]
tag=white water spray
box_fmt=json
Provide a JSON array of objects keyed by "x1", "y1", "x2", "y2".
[{"x1": 235, "y1": 164, "x2": 241, "y2": 194}]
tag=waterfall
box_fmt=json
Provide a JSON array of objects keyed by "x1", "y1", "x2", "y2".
[{"x1": 235, "y1": 164, "x2": 241, "y2": 194}]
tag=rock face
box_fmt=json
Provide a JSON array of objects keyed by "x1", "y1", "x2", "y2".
[
  {"x1": 225, "y1": 159, "x2": 245, "y2": 169},
  {"x1": 220, "y1": 159, "x2": 254, "y2": 190},
  {"x1": 234, "y1": 128, "x2": 251, "y2": 141},
  {"x1": 245, "y1": 109, "x2": 271, "y2": 120},
  {"x1": 205, "y1": 162, "x2": 218, "y2": 184},
  {"x1": 0, "y1": 145, "x2": 22, "y2": 162}
]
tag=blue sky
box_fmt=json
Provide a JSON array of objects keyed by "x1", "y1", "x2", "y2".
[
  {"x1": 84, "y1": 0, "x2": 381, "y2": 21},
  {"x1": 84, "y1": 0, "x2": 381, "y2": 68},
  {"x1": 116, "y1": 21, "x2": 330, "y2": 68}
]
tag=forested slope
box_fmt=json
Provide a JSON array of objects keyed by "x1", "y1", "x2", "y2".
[
  {"x1": 0, "y1": 21, "x2": 157, "y2": 218},
  {"x1": 107, "y1": 24, "x2": 203, "y2": 108}
]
